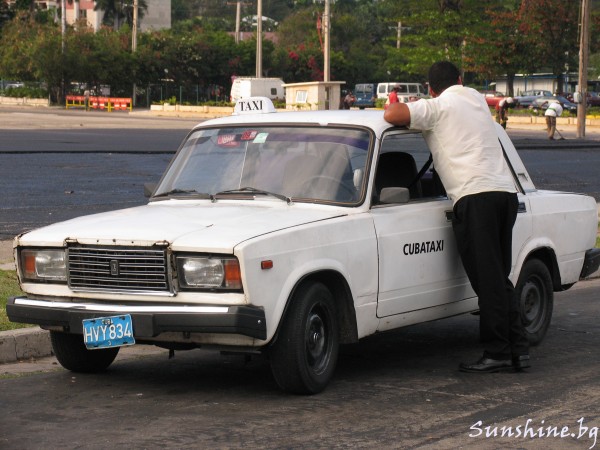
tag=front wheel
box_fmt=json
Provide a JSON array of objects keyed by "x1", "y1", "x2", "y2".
[
  {"x1": 515, "y1": 259, "x2": 553, "y2": 345},
  {"x1": 51, "y1": 331, "x2": 119, "y2": 373},
  {"x1": 269, "y1": 282, "x2": 339, "y2": 394}
]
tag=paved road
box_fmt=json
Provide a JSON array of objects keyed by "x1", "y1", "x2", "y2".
[
  {"x1": 2, "y1": 278, "x2": 600, "y2": 449},
  {"x1": 2, "y1": 109, "x2": 600, "y2": 240}
]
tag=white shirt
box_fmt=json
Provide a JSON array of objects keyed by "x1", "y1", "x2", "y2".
[
  {"x1": 407, "y1": 85, "x2": 517, "y2": 204},
  {"x1": 545, "y1": 102, "x2": 563, "y2": 117}
]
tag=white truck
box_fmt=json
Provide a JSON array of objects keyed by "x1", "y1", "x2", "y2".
[
  {"x1": 377, "y1": 82, "x2": 428, "y2": 102},
  {"x1": 229, "y1": 77, "x2": 285, "y2": 103},
  {"x1": 8, "y1": 97, "x2": 600, "y2": 394}
]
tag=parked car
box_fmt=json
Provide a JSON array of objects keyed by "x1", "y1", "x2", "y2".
[
  {"x1": 1, "y1": 81, "x2": 25, "y2": 90},
  {"x1": 7, "y1": 97, "x2": 600, "y2": 394},
  {"x1": 479, "y1": 90, "x2": 505, "y2": 107},
  {"x1": 560, "y1": 92, "x2": 600, "y2": 107},
  {"x1": 586, "y1": 92, "x2": 600, "y2": 106},
  {"x1": 353, "y1": 83, "x2": 377, "y2": 109},
  {"x1": 514, "y1": 90, "x2": 553, "y2": 108},
  {"x1": 529, "y1": 95, "x2": 577, "y2": 114}
]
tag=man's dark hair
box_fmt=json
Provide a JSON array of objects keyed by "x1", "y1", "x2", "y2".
[{"x1": 428, "y1": 61, "x2": 461, "y2": 93}]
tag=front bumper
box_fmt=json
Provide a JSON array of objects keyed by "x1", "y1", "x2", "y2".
[{"x1": 7, "y1": 297, "x2": 267, "y2": 340}]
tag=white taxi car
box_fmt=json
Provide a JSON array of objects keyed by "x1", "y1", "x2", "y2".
[{"x1": 8, "y1": 98, "x2": 600, "y2": 394}]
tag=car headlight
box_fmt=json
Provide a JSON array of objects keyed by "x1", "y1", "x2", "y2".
[
  {"x1": 176, "y1": 256, "x2": 242, "y2": 290},
  {"x1": 20, "y1": 249, "x2": 67, "y2": 282}
]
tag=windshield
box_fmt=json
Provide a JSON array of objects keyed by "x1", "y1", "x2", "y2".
[{"x1": 154, "y1": 125, "x2": 372, "y2": 204}]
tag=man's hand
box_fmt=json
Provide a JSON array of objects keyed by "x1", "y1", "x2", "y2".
[{"x1": 383, "y1": 102, "x2": 411, "y2": 127}]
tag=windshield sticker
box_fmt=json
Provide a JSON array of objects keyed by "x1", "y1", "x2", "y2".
[
  {"x1": 217, "y1": 134, "x2": 239, "y2": 147},
  {"x1": 253, "y1": 133, "x2": 269, "y2": 144},
  {"x1": 241, "y1": 130, "x2": 258, "y2": 141}
]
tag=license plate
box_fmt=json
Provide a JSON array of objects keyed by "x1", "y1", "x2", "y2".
[{"x1": 83, "y1": 314, "x2": 135, "y2": 349}]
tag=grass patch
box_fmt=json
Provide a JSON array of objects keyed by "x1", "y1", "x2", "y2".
[{"x1": 0, "y1": 269, "x2": 28, "y2": 332}]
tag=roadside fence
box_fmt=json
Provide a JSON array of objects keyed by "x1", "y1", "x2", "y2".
[{"x1": 65, "y1": 95, "x2": 132, "y2": 112}]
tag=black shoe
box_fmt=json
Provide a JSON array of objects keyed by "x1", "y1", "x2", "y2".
[
  {"x1": 512, "y1": 354, "x2": 530, "y2": 371},
  {"x1": 459, "y1": 356, "x2": 512, "y2": 373}
]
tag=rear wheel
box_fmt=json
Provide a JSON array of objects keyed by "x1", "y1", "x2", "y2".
[
  {"x1": 515, "y1": 259, "x2": 553, "y2": 345},
  {"x1": 51, "y1": 331, "x2": 119, "y2": 373},
  {"x1": 269, "y1": 282, "x2": 339, "y2": 394}
]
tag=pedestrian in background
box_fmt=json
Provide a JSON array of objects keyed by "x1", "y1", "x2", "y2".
[
  {"x1": 384, "y1": 86, "x2": 400, "y2": 109},
  {"x1": 545, "y1": 101, "x2": 564, "y2": 140},
  {"x1": 383, "y1": 61, "x2": 530, "y2": 374},
  {"x1": 495, "y1": 96, "x2": 514, "y2": 129},
  {"x1": 343, "y1": 91, "x2": 356, "y2": 109}
]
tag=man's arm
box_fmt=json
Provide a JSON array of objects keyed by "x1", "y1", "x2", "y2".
[{"x1": 383, "y1": 102, "x2": 411, "y2": 126}]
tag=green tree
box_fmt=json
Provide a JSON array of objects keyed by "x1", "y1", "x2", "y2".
[
  {"x1": 0, "y1": 13, "x2": 42, "y2": 81},
  {"x1": 67, "y1": 26, "x2": 135, "y2": 96},
  {"x1": 0, "y1": 0, "x2": 15, "y2": 33},
  {"x1": 171, "y1": 0, "x2": 202, "y2": 23},
  {"x1": 463, "y1": 3, "x2": 525, "y2": 94},
  {"x1": 94, "y1": 0, "x2": 147, "y2": 30},
  {"x1": 135, "y1": 26, "x2": 248, "y2": 94},
  {"x1": 516, "y1": 0, "x2": 579, "y2": 77},
  {"x1": 0, "y1": 13, "x2": 63, "y2": 100}
]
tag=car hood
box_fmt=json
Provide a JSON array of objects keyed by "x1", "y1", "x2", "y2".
[{"x1": 18, "y1": 200, "x2": 347, "y2": 253}]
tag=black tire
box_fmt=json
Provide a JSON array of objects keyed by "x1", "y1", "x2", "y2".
[
  {"x1": 515, "y1": 259, "x2": 553, "y2": 345},
  {"x1": 269, "y1": 282, "x2": 339, "y2": 395},
  {"x1": 51, "y1": 331, "x2": 119, "y2": 373}
]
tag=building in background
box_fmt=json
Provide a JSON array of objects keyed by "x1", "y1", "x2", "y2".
[{"x1": 6, "y1": 0, "x2": 170, "y2": 32}]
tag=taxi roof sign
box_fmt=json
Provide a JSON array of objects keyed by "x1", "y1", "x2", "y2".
[{"x1": 233, "y1": 97, "x2": 277, "y2": 115}]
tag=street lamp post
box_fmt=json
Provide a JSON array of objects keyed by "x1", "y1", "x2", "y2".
[
  {"x1": 256, "y1": 0, "x2": 262, "y2": 77},
  {"x1": 132, "y1": 0, "x2": 138, "y2": 107},
  {"x1": 323, "y1": 0, "x2": 330, "y2": 82},
  {"x1": 235, "y1": 1, "x2": 241, "y2": 44},
  {"x1": 61, "y1": 0, "x2": 66, "y2": 103},
  {"x1": 577, "y1": 0, "x2": 590, "y2": 139}
]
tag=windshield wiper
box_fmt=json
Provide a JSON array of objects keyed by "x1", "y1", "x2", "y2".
[
  {"x1": 153, "y1": 189, "x2": 212, "y2": 199},
  {"x1": 214, "y1": 187, "x2": 293, "y2": 204}
]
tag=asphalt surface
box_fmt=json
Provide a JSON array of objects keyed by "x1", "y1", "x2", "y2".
[{"x1": 1, "y1": 278, "x2": 600, "y2": 449}]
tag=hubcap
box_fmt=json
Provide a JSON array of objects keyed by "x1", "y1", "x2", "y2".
[
  {"x1": 306, "y1": 308, "x2": 328, "y2": 373},
  {"x1": 521, "y1": 277, "x2": 544, "y2": 331}
]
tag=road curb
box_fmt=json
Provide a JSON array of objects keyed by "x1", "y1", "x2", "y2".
[{"x1": 0, "y1": 327, "x2": 52, "y2": 364}]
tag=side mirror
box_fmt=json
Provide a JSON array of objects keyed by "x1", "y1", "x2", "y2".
[
  {"x1": 144, "y1": 183, "x2": 157, "y2": 198},
  {"x1": 379, "y1": 187, "x2": 410, "y2": 204}
]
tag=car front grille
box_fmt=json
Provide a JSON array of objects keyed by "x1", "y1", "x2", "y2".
[{"x1": 67, "y1": 245, "x2": 170, "y2": 293}]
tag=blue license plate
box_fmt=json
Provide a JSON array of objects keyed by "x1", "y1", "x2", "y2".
[{"x1": 83, "y1": 314, "x2": 135, "y2": 349}]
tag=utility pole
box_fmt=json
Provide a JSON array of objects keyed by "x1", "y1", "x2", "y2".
[
  {"x1": 256, "y1": 0, "x2": 262, "y2": 77},
  {"x1": 61, "y1": 0, "x2": 66, "y2": 54},
  {"x1": 61, "y1": 0, "x2": 66, "y2": 103},
  {"x1": 577, "y1": 0, "x2": 590, "y2": 139},
  {"x1": 227, "y1": 1, "x2": 249, "y2": 44},
  {"x1": 323, "y1": 0, "x2": 330, "y2": 82},
  {"x1": 132, "y1": 0, "x2": 138, "y2": 107},
  {"x1": 235, "y1": 1, "x2": 241, "y2": 43},
  {"x1": 397, "y1": 21, "x2": 401, "y2": 49}
]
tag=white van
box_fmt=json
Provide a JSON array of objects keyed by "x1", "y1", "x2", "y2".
[
  {"x1": 377, "y1": 82, "x2": 427, "y2": 102},
  {"x1": 230, "y1": 77, "x2": 285, "y2": 103}
]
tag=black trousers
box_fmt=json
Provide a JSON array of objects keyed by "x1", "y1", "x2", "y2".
[{"x1": 452, "y1": 191, "x2": 529, "y2": 359}]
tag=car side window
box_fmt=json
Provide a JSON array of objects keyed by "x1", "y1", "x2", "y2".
[{"x1": 375, "y1": 133, "x2": 447, "y2": 204}]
